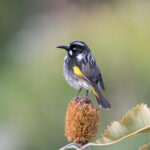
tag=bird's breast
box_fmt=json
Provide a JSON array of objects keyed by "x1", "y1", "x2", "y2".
[{"x1": 63, "y1": 61, "x2": 90, "y2": 90}]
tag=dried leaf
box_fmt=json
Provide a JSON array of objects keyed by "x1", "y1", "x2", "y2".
[
  {"x1": 94, "y1": 103, "x2": 150, "y2": 145},
  {"x1": 139, "y1": 142, "x2": 150, "y2": 150}
]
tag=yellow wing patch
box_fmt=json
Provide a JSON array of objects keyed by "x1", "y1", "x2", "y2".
[
  {"x1": 90, "y1": 86, "x2": 99, "y2": 98},
  {"x1": 73, "y1": 66, "x2": 100, "y2": 101},
  {"x1": 73, "y1": 66, "x2": 85, "y2": 77}
]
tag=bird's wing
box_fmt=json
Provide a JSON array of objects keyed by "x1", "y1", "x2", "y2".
[
  {"x1": 73, "y1": 65, "x2": 111, "y2": 110},
  {"x1": 78, "y1": 58, "x2": 105, "y2": 90},
  {"x1": 73, "y1": 66, "x2": 98, "y2": 95},
  {"x1": 98, "y1": 69, "x2": 105, "y2": 90}
]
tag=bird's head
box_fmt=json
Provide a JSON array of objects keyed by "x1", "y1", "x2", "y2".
[{"x1": 57, "y1": 41, "x2": 90, "y2": 58}]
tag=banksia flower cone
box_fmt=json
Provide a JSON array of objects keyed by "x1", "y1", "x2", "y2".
[{"x1": 65, "y1": 97, "x2": 100, "y2": 145}]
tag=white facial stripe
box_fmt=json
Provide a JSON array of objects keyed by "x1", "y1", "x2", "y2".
[
  {"x1": 69, "y1": 50, "x2": 73, "y2": 56},
  {"x1": 73, "y1": 42, "x2": 85, "y2": 47},
  {"x1": 77, "y1": 53, "x2": 84, "y2": 61}
]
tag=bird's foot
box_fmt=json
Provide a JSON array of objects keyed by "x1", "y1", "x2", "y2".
[
  {"x1": 84, "y1": 95, "x2": 90, "y2": 100},
  {"x1": 74, "y1": 97, "x2": 82, "y2": 104},
  {"x1": 83, "y1": 96, "x2": 91, "y2": 104},
  {"x1": 84, "y1": 95, "x2": 89, "y2": 99}
]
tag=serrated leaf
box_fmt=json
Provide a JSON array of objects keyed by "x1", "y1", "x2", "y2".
[
  {"x1": 60, "y1": 103, "x2": 150, "y2": 150},
  {"x1": 139, "y1": 142, "x2": 150, "y2": 150}
]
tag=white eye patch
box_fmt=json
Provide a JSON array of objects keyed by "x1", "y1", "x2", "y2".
[
  {"x1": 73, "y1": 47, "x2": 77, "y2": 51},
  {"x1": 69, "y1": 50, "x2": 73, "y2": 56}
]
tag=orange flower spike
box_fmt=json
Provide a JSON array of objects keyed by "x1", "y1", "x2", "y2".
[{"x1": 65, "y1": 97, "x2": 100, "y2": 146}]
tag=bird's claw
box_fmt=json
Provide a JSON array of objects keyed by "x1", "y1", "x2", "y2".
[
  {"x1": 74, "y1": 97, "x2": 82, "y2": 104},
  {"x1": 84, "y1": 96, "x2": 89, "y2": 99}
]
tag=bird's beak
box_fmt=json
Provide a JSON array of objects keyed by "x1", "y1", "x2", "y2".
[{"x1": 57, "y1": 45, "x2": 69, "y2": 51}]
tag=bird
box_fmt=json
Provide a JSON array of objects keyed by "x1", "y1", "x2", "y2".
[{"x1": 57, "y1": 40, "x2": 111, "y2": 110}]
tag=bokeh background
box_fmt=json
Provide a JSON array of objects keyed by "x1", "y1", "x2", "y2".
[{"x1": 1, "y1": 0, "x2": 150, "y2": 150}]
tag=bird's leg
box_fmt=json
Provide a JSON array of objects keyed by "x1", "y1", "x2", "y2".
[
  {"x1": 84, "y1": 90, "x2": 91, "y2": 103},
  {"x1": 77, "y1": 87, "x2": 82, "y2": 97},
  {"x1": 84, "y1": 90, "x2": 89, "y2": 99},
  {"x1": 85, "y1": 90, "x2": 89, "y2": 97},
  {"x1": 74, "y1": 88, "x2": 82, "y2": 103}
]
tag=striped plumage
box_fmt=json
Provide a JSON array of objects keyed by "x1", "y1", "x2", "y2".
[{"x1": 57, "y1": 40, "x2": 111, "y2": 110}]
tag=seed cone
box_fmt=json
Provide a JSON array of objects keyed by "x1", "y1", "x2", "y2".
[{"x1": 65, "y1": 97, "x2": 100, "y2": 145}]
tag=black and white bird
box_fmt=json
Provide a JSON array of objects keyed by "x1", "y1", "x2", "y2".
[{"x1": 57, "y1": 40, "x2": 111, "y2": 110}]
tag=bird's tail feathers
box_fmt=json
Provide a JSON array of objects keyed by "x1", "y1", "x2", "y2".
[{"x1": 90, "y1": 85, "x2": 111, "y2": 110}]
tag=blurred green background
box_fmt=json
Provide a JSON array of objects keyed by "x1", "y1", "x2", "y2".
[{"x1": 1, "y1": 0, "x2": 150, "y2": 150}]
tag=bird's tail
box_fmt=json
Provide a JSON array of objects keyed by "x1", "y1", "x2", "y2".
[{"x1": 90, "y1": 85, "x2": 111, "y2": 110}]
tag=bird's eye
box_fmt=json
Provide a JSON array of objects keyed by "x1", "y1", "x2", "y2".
[{"x1": 73, "y1": 47, "x2": 77, "y2": 51}]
